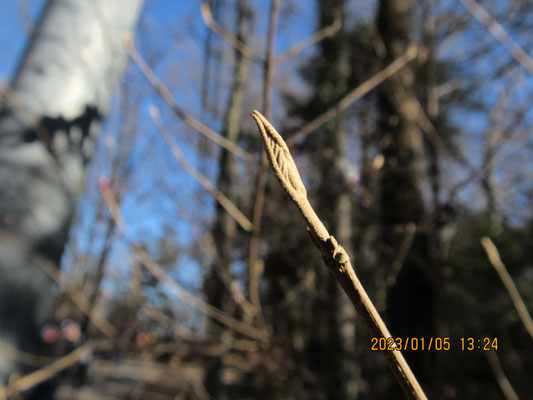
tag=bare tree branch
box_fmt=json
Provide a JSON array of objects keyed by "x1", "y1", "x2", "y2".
[
  {"x1": 100, "y1": 182, "x2": 266, "y2": 341},
  {"x1": 247, "y1": 0, "x2": 281, "y2": 331},
  {"x1": 200, "y1": 2, "x2": 260, "y2": 60},
  {"x1": 149, "y1": 106, "x2": 253, "y2": 232},
  {"x1": 485, "y1": 350, "x2": 519, "y2": 400},
  {"x1": 481, "y1": 237, "x2": 533, "y2": 340},
  {"x1": 252, "y1": 111, "x2": 427, "y2": 400},
  {"x1": 124, "y1": 35, "x2": 253, "y2": 162},
  {"x1": 459, "y1": 0, "x2": 533, "y2": 75},
  {"x1": 275, "y1": 9, "x2": 341, "y2": 65},
  {"x1": 286, "y1": 44, "x2": 418, "y2": 146}
]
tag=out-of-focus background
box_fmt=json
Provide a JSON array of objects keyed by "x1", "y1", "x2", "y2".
[{"x1": 1, "y1": 0, "x2": 532, "y2": 399}]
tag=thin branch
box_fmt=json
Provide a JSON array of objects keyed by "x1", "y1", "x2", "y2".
[
  {"x1": 275, "y1": 9, "x2": 342, "y2": 65},
  {"x1": 376, "y1": 223, "x2": 417, "y2": 310},
  {"x1": 247, "y1": 0, "x2": 281, "y2": 330},
  {"x1": 3, "y1": 342, "x2": 94, "y2": 398},
  {"x1": 252, "y1": 111, "x2": 427, "y2": 400},
  {"x1": 286, "y1": 44, "x2": 418, "y2": 146},
  {"x1": 149, "y1": 106, "x2": 253, "y2": 232},
  {"x1": 200, "y1": 3, "x2": 260, "y2": 60},
  {"x1": 201, "y1": 234, "x2": 257, "y2": 317},
  {"x1": 100, "y1": 184, "x2": 266, "y2": 342},
  {"x1": 124, "y1": 35, "x2": 253, "y2": 162},
  {"x1": 130, "y1": 257, "x2": 200, "y2": 342},
  {"x1": 481, "y1": 237, "x2": 533, "y2": 340},
  {"x1": 133, "y1": 247, "x2": 267, "y2": 342},
  {"x1": 485, "y1": 350, "x2": 519, "y2": 400},
  {"x1": 458, "y1": 0, "x2": 533, "y2": 75},
  {"x1": 0, "y1": 230, "x2": 117, "y2": 339}
]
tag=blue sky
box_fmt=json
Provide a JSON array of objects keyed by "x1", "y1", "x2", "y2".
[{"x1": 2, "y1": 0, "x2": 533, "y2": 308}]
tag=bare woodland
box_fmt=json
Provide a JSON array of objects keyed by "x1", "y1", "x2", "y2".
[{"x1": 0, "y1": 0, "x2": 532, "y2": 399}]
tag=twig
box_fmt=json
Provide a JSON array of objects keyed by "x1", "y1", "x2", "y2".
[
  {"x1": 481, "y1": 237, "x2": 533, "y2": 340},
  {"x1": 0, "y1": 230, "x2": 117, "y2": 339},
  {"x1": 100, "y1": 184, "x2": 266, "y2": 341},
  {"x1": 458, "y1": 0, "x2": 533, "y2": 75},
  {"x1": 485, "y1": 350, "x2": 519, "y2": 400},
  {"x1": 275, "y1": 10, "x2": 342, "y2": 65},
  {"x1": 251, "y1": 111, "x2": 427, "y2": 400},
  {"x1": 201, "y1": 234, "x2": 257, "y2": 317},
  {"x1": 247, "y1": 0, "x2": 281, "y2": 329},
  {"x1": 4, "y1": 342, "x2": 94, "y2": 398},
  {"x1": 200, "y1": 3, "x2": 260, "y2": 60},
  {"x1": 376, "y1": 223, "x2": 417, "y2": 310},
  {"x1": 286, "y1": 44, "x2": 418, "y2": 146},
  {"x1": 0, "y1": 341, "x2": 57, "y2": 368},
  {"x1": 149, "y1": 106, "x2": 253, "y2": 232},
  {"x1": 130, "y1": 257, "x2": 200, "y2": 341},
  {"x1": 133, "y1": 247, "x2": 267, "y2": 342},
  {"x1": 124, "y1": 35, "x2": 253, "y2": 162}
]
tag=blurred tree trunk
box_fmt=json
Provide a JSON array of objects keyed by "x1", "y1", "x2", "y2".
[
  {"x1": 309, "y1": 0, "x2": 359, "y2": 398},
  {"x1": 204, "y1": 0, "x2": 251, "y2": 397},
  {"x1": 419, "y1": 1, "x2": 447, "y2": 394},
  {"x1": 376, "y1": 0, "x2": 434, "y2": 390},
  {"x1": 0, "y1": 0, "x2": 144, "y2": 391}
]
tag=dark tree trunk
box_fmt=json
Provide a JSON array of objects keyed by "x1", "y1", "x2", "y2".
[
  {"x1": 376, "y1": 0, "x2": 435, "y2": 392},
  {"x1": 204, "y1": 0, "x2": 251, "y2": 397}
]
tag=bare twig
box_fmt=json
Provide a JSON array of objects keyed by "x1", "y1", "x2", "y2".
[
  {"x1": 124, "y1": 35, "x2": 253, "y2": 162},
  {"x1": 100, "y1": 184, "x2": 266, "y2": 341},
  {"x1": 0, "y1": 230, "x2": 117, "y2": 338},
  {"x1": 133, "y1": 247, "x2": 267, "y2": 341},
  {"x1": 481, "y1": 237, "x2": 533, "y2": 340},
  {"x1": 4, "y1": 342, "x2": 94, "y2": 398},
  {"x1": 286, "y1": 44, "x2": 418, "y2": 146},
  {"x1": 276, "y1": 10, "x2": 342, "y2": 65},
  {"x1": 252, "y1": 111, "x2": 427, "y2": 400},
  {"x1": 458, "y1": 0, "x2": 533, "y2": 75},
  {"x1": 247, "y1": 0, "x2": 281, "y2": 328},
  {"x1": 200, "y1": 3, "x2": 260, "y2": 60},
  {"x1": 485, "y1": 350, "x2": 519, "y2": 400},
  {"x1": 130, "y1": 258, "x2": 200, "y2": 342},
  {"x1": 149, "y1": 106, "x2": 253, "y2": 232},
  {"x1": 0, "y1": 341, "x2": 56, "y2": 368},
  {"x1": 201, "y1": 234, "x2": 257, "y2": 318}
]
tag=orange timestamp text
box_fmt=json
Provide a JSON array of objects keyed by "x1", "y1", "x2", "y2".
[{"x1": 370, "y1": 337, "x2": 498, "y2": 351}]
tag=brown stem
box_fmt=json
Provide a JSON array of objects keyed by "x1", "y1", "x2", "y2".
[
  {"x1": 247, "y1": 0, "x2": 280, "y2": 324},
  {"x1": 286, "y1": 45, "x2": 418, "y2": 146},
  {"x1": 252, "y1": 111, "x2": 427, "y2": 400}
]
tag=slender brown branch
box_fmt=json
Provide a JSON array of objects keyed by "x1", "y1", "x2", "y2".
[
  {"x1": 130, "y1": 257, "x2": 200, "y2": 342},
  {"x1": 251, "y1": 111, "x2": 427, "y2": 400},
  {"x1": 200, "y1": 3, "x2": 260, "y2": 60},
  {"x1": 202, "y1": 234, "x2": 257, "y2": 318},
  {"x1": 247, "y1": 0, "x2": 280, "y2": 327},
  {"x1": 4, "y1": 342, "x2": 94, "y2": 398},
  {"x1": 133, "y1": 247, "x2": 267, "y2": 341},
  {"x1": 276, "y1": 10, "x2": 342, "y2": 65},
  {"x1": 485, "y1": 350, "x2": 519, "y2": 400},
  {"x1": 263, "y1": 0, "x2": 279, "y2": 118},
  {"x1": 286, "y1": 44, "x2": 418, "y2": 146},
  {"x1": 124, "y1": 35, "x2": 253, "y2": 162},
  {"x1": 100, "y1": 183, "x2": 266, "y2": 341},
  {"x1": 481, "y1": 237, "x2": 533, "y2": 340},
  {"x1": 458, "y1": 0, "x2": 533, "y2": 75},
  {"x1": 149, "y1": 106, "x2": 253, "y2": 232},
  {"x1": 0, "y1": 230, "x2": 117, "y2": 339}
]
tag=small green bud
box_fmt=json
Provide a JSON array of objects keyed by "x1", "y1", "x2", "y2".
[{"x1": 334, "y1": 249, "x2": 348, "y2": 264}]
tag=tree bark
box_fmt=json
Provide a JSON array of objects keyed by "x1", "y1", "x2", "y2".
[
  {"x1": 310, "y1": 0, "x2": 359, "y2": 397},
  {"x1": 0, "y1": 0, "x2": 144, "y2": 392},
  {"x1": 204, "y1": 0, "x2": 251, "y2": 397},
  {"x1": 376, "y1": 0, "x2": 434, "y2": 391}
]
